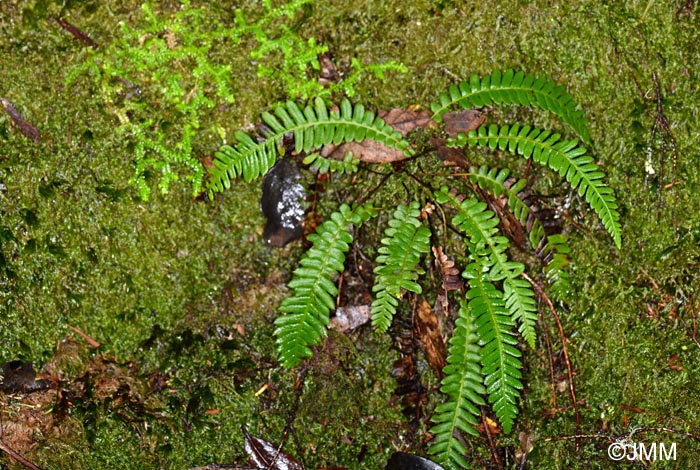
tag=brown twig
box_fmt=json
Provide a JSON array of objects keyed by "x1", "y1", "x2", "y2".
[
  {"x1": 522, "y1": 272, "x2": 581, "y2": 450},
  {"x1": 264, "y1": 368, "x2": 307, "y2": 470},
  {"x1": 50, "y1": 16, "x2": 98, "y2": 49},
  {"x1": 67, "y1": 325, "x2": 101, "y2": 348},
  {"x1": 0, "y1": 419, "x2": 43, "y2": 470},
  {"x1": 0, "y1": 97, "x2": 40, "y2": 143},
  {"x1": 539, "y1": 316, "x2": 558, "y2": 410},
  {"x1": 481, "y1": 409, "x2": 503, "y2": 470},
  {"x1": 628, "y1": 69, "x2": 678, "y2": 213}
]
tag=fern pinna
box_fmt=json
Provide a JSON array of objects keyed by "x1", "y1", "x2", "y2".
[
  {"x1": 206, "y1": 97, "x2": 411, "y2": 194},
  {"x1": 274, "y1": 203, "x2": 376, "y2": 368},
  {"x1": 371, "y1": 201, "x2": 431, "y2": 333},
  {"x1": 430, "y1": 69, "x2": 591, "y2": 145},
  {"x1": 429, "y1": 298, "x2": 485, "y2": 469},
  {"x1": 450, "y1": 124, "x2": 621, "y2": 249}
]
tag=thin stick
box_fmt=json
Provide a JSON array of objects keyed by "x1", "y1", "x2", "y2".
[
  {"x1": 539, "y1": 316, "x2": 558, "y2": 410},
  {"x1": 67, "y1": 325, "x2": 101, "y2": 348},
  {"x1": 481, "y1": 409, "x2": 503, "y2": 470},
  {"x1": 0, "y1": 439, "x2": 43, "y2": 470},
  {"x1": 523, "y1": 272, "x2": 581, "y2": 450},
  {"x1": 688, "y1": 295, "x2": 700, "y2": 349}
]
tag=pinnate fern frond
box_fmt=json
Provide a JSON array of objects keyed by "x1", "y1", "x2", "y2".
[
  {"x1": 207, "y1": 97, "x2": 411, "y2": 195},
  {"x1": 463, "y1": 259, "x2": 523, "y2": 434},
  {"x1": 453, "y1": 124, "x2": 622, "y2": 249},
  {"x1": 371, "y1": 202, "x2": 431, "y2": 332},
  {"x1": 435, "y1": 188, "x2": 538, "y2": 348},
  {"x1": 429, "y1": 297, "x2": 485, "y2": 469},
  {"x1": 431, "y1": 69, "x2": 591, "y2": 144},
  {"x1": 274, "y1": 203, "x2": 377, "y2": 368}
]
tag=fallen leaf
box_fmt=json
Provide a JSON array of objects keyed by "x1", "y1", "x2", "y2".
[
  {"x1": 317, "y1": 52, "x2": 339, "y2": 87},
  {"x1": 243, "y1": 426, "x2": 304, "y2": 470},
  {"x1": 429, "y1": 136, "x2": 472, "y2": 169},
  {"x1": 413, "y1": 301, "x2": 446, "y2": 379},
  {"x1": 443, "y1": 109, "x2": 485, "y2": 137},
  {"x1": 320, "y1": 139, "x2": 409, "y2": 164},
  {"x1": 319, "y1": 107, "x2": 435, "y2": 164},
  {"x1": 432, "y1": 246, "x2": 463, "y2": 293},
  {"x1": 378, "y1": 108, "x2": 436, "y2": 137}
]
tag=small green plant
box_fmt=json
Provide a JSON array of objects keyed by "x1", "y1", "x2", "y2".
[
  {"x1": 207, "y1": 70, "x2": 621, "y2": 468},
  {"x1": 69, "y1": 0, "x2": 404, "y2": 200}
]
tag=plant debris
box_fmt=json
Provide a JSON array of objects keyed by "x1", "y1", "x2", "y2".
[
  {"x1": 0, "y1": 97, "x2": 40, "y2": 142},
  {"x1": 0, "y1": 361, "x2": 47, "y2": 393},
  {"x1": 413, "y1": 301, "x2": 446, "y2": 379},
  {"x1": 442, "y1": 109, "x2": 485, "y2": 137},
  {"x1": 243, "y1": 426, "x2": 304, "y2": 470},
  {"x1": 320, "y1": 108, "x2": 435, "y2": 163}
]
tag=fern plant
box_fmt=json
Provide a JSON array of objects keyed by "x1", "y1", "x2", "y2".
[{"x1": 207, "y1": 69, "x2": 622, "y2": 469}]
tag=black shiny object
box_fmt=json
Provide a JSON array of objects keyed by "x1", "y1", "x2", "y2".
[
  {"x1": 260, "y1": 158, "x2": 305, "y2": 247},
  {"x1": 386, "y1": 452, "x2": 445, "y2": 470}
]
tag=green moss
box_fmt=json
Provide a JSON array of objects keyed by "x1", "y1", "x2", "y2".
[{"x1": 2, "y1": 0, "x2": 700, "y2": 468}]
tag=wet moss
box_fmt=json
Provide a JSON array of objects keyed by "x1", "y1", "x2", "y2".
[{"x1": 2, "y1": 0, "x2": 700, "y2": 469}]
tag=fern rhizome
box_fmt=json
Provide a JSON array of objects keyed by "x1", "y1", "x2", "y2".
[{"x1": 207, "y1": 69, "x2": 621, "y2": 468}]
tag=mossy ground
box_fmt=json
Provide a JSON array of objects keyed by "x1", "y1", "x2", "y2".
[{"x1": 1, "y1": 1, "x2": 699, "y2": 469}]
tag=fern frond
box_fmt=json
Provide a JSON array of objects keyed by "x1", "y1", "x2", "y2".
[
  {"x1": 454, "y1": 124, "x2": 622, "y2": 249},
  {"x1": 435, "y1": 188, "x2": 538, "y2": 348},
  {"x1": 429, "y1": 297, "x2": 485, "y2": 469},
  {"x1": 274, "y1": 203, "x2": 377, "y2": 368},
  {"x1": 431, "y1": 69, "x2": 591, "y2": 144},
  {"x1": 468, "y1": 166, "x2": 572, "y2": 303},
  {"x1": 371, "y1": 202, "x2": 431, "y2": 332},
  {"x1": 207, "y1": 97, "x2": 411, "y2": 195},
  {"x1": 468, "y1": 165, "x2": 546, "y2": 249},
  {"x1": 464, "y1": 260, "x2": 523, "y2": 434}
]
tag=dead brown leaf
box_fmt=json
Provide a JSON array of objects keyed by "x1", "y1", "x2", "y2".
[
  {"x1": 413, "y1": 300, "x2": 446, "y2": 379},
  {"x1": 429, "y1": 136, "x2": 472, "y2": 169},
  {"x1": 443, "y1": 109, "x2": 485, "y2": 137},
  {"x1": 432, "y1": 246, "x2": 463, "y2": 293},
  {"x1": 378, "y1": 108, "x2": 436, "y2": 136},
  {"x1": 319, "y1": 107, "x2": 435, "y2": 164},
  {"x1": 317, "y1": 52, "x2": 339, "y2": 87},
  {"x1": 243, "y1": 426, "x2": 304, "y2": 470},
  {"x1": 321, "y1": 139, "x2": 409, "y2": 164}
]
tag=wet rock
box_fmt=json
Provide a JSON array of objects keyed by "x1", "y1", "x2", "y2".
[{"x1": 260, "y1": 158, "x2": 305, "y2": 247}]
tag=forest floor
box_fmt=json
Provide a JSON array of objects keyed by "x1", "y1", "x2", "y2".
[{"x1": 1, "y1": 1, "x2": 699, "y2": 469}]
